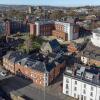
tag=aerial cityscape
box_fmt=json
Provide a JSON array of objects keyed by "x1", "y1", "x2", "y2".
[{"x1": 0, "y1": 0, "x2": 100, "y2": 100}]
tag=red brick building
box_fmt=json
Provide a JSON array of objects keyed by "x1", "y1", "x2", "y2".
[
  {"x1": 4, "y1": 19, "x2": 29, "y2": 35},
  {"x1": 29, "y1": 20, "x2": 79, "y2": 41},
  {"x1": 35, "y1": 20, "x2": 54, "y2": 36},
  {"x1": 52, "y1": 30, "x2": 68, "y2": 41},
  {"x1": 3, "y1": 51, "x2": 66, "y2": 87},
  {"x1": 5, "y1": 21, "x2": 11, "y2": 35},
  {"x1": 29, "y1": 23, "x2": 36, "y2": 36},
  {"x1": 52, "y1": 21, "x2": 79, "y2": 41}
]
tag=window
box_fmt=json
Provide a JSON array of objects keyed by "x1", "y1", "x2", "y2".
[
  {"x1": 74, "y1": 93, "x2": 76, "y2": 98},
  {"x1": 66, "y1": 84, "x2": 69, "y2": 89},
  {"x1": 40, "y1": 81, "x2": 41, "y2": 84},
  {"x1": 66, "y1": 79, "x2": 69, "y2": 83},
  {"x1": 45, "y1": 83, "x2": 48, "y2": 86},
  {"x1": 75, "y1": 81, "x2": 77, "y2": 85},
  {"x1": 83, "y1": 89, "x2": 86, "y2": 94},
  {"x1": 81, "y1": 95, "x2": 83, "y2": 100},
  {"x1": 74, "y1": 87, "x2": 77, "y2": 91},
  {"x1": 84, "y1": 96, "x2": 86, "y2": 100},
  {"x1": 66, "y1": 91, "x2": 69, "y2": 94},
  {"x1": 91, "y1": 86, "x2": 93, "y2": 91},
  {"x1": 90, "y1": 92, "x2": 93, "y2": 97},
  {"x1": 84, "y1": 84, "x2": 86, "y2": 88},
  {"x1": 45, "y1": 73, "x2": 48, "y2": 76}
]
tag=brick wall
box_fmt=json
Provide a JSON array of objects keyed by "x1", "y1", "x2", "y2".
[
  {"x1": 3, "y1": 57, "x2": 66, "y2": 87},
  {"x1": 48, "y1": 61, "x2": 65, "y2": 84},
  {"x1": 40, "y1": 24, "x2": 54, "y2": 36},
  {"x1": 15, "y1": 63, "x2": 45, "y2": 86},
  {"x1": 29, "y1": 23, "x2": 36, "y2": 36},
  {"x1": 52, "y1": 30, "x2": 67, "y2": 41},
  {"x1": 3, "y1": 58, "x2": 15, "y2": 73}
]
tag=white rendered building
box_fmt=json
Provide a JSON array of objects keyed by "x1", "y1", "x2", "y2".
[
  {"x1": 54, "y1": 21, "x2": 79, "y2": 41},
  {"x1": 63, "y1": 64, "x2": 100, "y2": 100},
  {"x1": 91, "y1": 28, "x2": 100, "y2": 47}
]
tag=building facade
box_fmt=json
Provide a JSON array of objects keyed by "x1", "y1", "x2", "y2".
[
  {"x1": 81, "y1": 28, "x2": 100, "y2": 67},
  {"x1": 3, "y1": 51, "x2": 66, "y2": 87},
  {"x1": 29, "y1": 23, "x2": 36, "y2": 36},
  {"x1": 4, "y1": 20, "x2": 29, "y2": 35},
  {"x1": 53, "y1": 21, "x2": 79, "y2": 41},
  {"x1": 63, "y1": 64, "x2": 100, "y2": 100},
  {"x1": 35, "y1": 20, "x2": 54, "y2": 36},
  {"x1": 41, "y1": 39, "x2": 61, "y2": 53},
  {"x1": 29, "y1": 20, "x2": 79, "y2": 41}
]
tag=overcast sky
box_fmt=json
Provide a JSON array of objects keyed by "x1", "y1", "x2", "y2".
[{"x1": 0, "y1": 0, "x2": 100, "y2": 7}]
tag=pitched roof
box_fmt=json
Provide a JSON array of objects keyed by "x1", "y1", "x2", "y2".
[
  {"x1": 49, "y1": 39, "x2": 60, "y2": 50},
  {"x1": 82, "y1": 42, "x2": 100, "y2": 61},
  {"x1": 4, "y1": 51, "x2": 27, "y2": 63},
  {"x1": 18, "y1": 57, "x2": 55, "y2": 72}
]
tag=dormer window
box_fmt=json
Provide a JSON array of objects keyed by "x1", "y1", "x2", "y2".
[{"x1": 18, "y1": 62, "x2": 21, "y2": 65}]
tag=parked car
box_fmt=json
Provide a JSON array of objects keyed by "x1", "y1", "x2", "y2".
[{"x1": 0, "y1": 71, "x2": 7, "y2": 77}]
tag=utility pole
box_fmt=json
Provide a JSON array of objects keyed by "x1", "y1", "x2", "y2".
[
  {"x1": 44, "y1": 85, "x2": 46, "y2": 100},
  {"x1": 44, "y1": 74, "x2": 46, "y2": 100}
]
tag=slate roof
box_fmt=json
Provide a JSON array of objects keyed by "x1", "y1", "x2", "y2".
[
  {"x1": 49, "y1": 39, "x2": 61, "y2": 50},
  {"x1": 17, "y1": 52, "x2": 65, "y2": 73},
  {"x1": 82, "y1": 42, "x2": 100, "y2": 61},
  {"x1": 65, "y1": 63, "x2": 100, "y2": 86},
  {"x1": 4, "y1": 51, "x2": 27, "y2": 63},
  {"x1": 18, "y1": 57, "x2": 56, "y2": 72},
  {"x1": 4, "y1": 50, "x2": 65, "y2": 73}
]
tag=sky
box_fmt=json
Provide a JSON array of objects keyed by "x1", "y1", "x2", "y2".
[{"x1": 0, "y1": 0, "x2": 100, "y2": 7}]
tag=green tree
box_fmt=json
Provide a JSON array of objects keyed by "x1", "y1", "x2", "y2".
[
  {"x1": 24, "y1": 35, "x2": 33, "y2": 53},
  {"x1": 17, "y1": 35, "x2": 33, "y2": 54},
  {"x1": 50, "y1": 10, "x2": 64, "y2": 20}
]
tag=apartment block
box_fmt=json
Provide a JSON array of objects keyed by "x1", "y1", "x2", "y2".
[
  {"x1": 53, "y1": 21, "x2": 79, "y2": 41},
  {"x1": 29, "y1": 20, "x2": 79, "y2": 41},
  {"x1": 35, "y1": 20, "x2": 54, "y2": 36},
  {"x1": 63, "y1": 63, "x2": 100, "y2": 100}
]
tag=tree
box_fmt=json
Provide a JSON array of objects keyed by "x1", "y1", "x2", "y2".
[
  {"x1": 24, "y1": 35, "x2": 33, "y2": 53},
  {"x1": 67, "y1": 10, "x2": 78, "y2": 17},
  {"x1": 6, "y1": 10, "x2": 26, "y2": 20},
  {"x1": 17, "y1": 35, "x2": 33, "y2": 54},
  {"x1": 50, "y1": 10, "x2": 64, "y2": 20}
]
